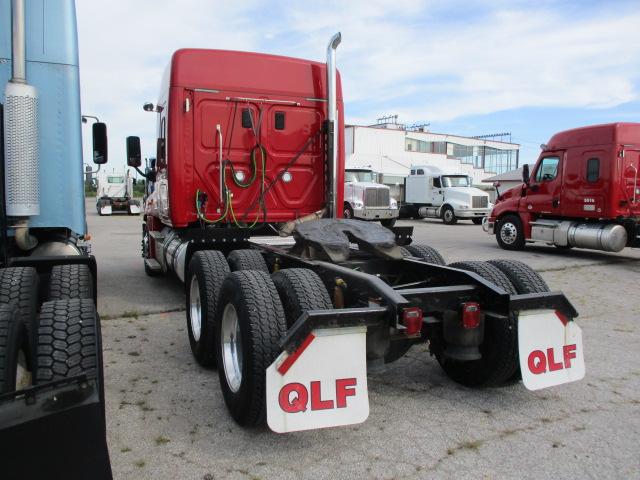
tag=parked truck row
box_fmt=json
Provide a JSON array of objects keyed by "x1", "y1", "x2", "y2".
[{"x1": 3, "y1": 0, "x2": 621, "y2": 476}]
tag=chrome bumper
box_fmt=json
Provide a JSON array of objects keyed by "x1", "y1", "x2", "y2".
[{"x1": 353, "y1": 208, "x2": 399, "y2": 220}]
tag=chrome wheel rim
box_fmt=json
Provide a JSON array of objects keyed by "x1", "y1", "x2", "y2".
[
  {"x1": 15, "y1": 349, "x2": 31, "y2": 391},
  {"x1": 221, "y1": 303, "x2": 243, "y2": 393},
  {"x1": 444, "y1": 209, "x2": 453, "y2": 222},
  {"x1": 189, "y1": 275, "x2": 202, "y2": 341},
  {"x1": 344, "y1": 208, "x2": 352, "y2": 219},
  {"x1": 500, "y1": 222, "x2": 518, "y2": 245}
]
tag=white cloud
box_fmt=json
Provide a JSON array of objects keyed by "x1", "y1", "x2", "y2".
[{"x1": 76, "y1": 1, "x2": 640, "y2": 168}]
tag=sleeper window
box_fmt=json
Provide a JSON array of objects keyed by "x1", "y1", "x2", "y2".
[{"x1": 586, "y1": 158, "x2": 600, "y2": 183}]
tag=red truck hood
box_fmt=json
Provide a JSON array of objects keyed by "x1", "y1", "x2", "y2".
[{"x1": 490, "y1": 184, "x2": 523, "y2": 219}]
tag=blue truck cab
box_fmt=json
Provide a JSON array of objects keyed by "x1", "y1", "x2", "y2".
[{"x1": 0, "y1": 1, "x2": 111, "y2": 477}]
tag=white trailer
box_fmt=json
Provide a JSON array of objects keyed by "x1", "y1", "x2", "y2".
[
  {"x1": 96, "y1": 169, "x2": 140, "y2": 216},
  {"x1": 401, "y1": 165, "x2": 492, "y2": 224}
]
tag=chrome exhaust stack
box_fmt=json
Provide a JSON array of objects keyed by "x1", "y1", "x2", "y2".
[
  {"x1": 4, "y1": 0, "x2": 39, "y2": 250},
  {"x1": 326, "y1": 32, "x2": 341, "y2": 218}
]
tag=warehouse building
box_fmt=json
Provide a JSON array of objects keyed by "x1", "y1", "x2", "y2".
[{"x1": 345, "y1": 118, "x2": 520, "y2": 190}]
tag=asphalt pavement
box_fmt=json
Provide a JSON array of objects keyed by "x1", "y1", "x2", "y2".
[{"x1": 87, "y1": 200, "x2": 640, "y2": 480}]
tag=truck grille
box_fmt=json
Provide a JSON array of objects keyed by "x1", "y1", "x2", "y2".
[
  {"x1": 364, "y1": 188, "x2": 389, "y2": 208},
  {"x1": 472, "y1": 196, "x2": 488, "y2": 208}
]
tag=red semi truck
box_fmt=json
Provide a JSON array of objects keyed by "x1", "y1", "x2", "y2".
[
  {"x1": 485, "y1": 123, "x2": 640, "y2": 252},
  {"x1": 127, "y1": 34, "x2": 585, "y2": 433}
]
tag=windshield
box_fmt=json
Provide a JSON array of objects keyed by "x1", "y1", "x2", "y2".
[
  {"x1": 107, "y1": 176, "x2": 125, "y2": 184},
  {"x1": 345, "y1": 171, "x2": 376, "y2": 183},
  {"x1": 441, "y1": 175, "x2": 471, "y2": 187}
]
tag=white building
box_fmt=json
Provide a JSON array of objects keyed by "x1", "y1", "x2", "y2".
[{"x1": 345, "y1": 121, "x2": 520, "y2": 188}]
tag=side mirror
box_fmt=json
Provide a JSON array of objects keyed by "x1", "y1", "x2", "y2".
[
  {"x1": 92, "y1": 122, "x2": 108, "y2": 164},
  {"x1": 522, "y1": 164, "x2": 530, "y2": 185},
  {"x1": 126, "y1": 136, "x2": 142, "y2": 168}
]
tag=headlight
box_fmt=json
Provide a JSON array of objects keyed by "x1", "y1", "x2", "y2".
[
  {"x1": 354, "y1": 201, "x2": 363, "y2": 209},
  {"x1": 390, "y1": 198, "x2": 398, "y2": 208},
  {"x1": 460, "y1": 205, "x2": 469, "y2": 209}
]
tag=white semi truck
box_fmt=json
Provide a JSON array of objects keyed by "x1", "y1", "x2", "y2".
[
  {"x1": 343, "y1": 168, "x2": 399, "y2": 227},
  {"x1": 96, "y1": 169, "x2": 140, "y2": 216},
  {"x1": 400, "y1": 165, "x2": 492, "y2": 225}
]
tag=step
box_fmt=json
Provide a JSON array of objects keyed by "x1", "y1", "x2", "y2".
[{"x1": 144, "y1": 258, "x2": 162, "y2": 272}]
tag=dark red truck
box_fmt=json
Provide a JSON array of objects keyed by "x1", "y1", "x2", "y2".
[{"x1": 485, "y1": 123, "x2": 640, "y2": 252}]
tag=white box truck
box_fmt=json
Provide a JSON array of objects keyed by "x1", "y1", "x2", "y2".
[{"x1": 401, "y1": 165, "x2": 492, "y2": 224}]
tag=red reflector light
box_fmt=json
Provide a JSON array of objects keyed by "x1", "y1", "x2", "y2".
[
  {"x1": 462, "y1": 302, "x2": 481, "y2": 329},
  {"x1": 402, "y1": 307, "x2": 423, "y2": 335}
]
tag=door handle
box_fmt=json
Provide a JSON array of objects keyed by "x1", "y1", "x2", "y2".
[{"x1": 552, "y1": 198, "x2": 560, "y2": 208}]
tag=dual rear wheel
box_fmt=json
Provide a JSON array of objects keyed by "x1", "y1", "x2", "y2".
[
  {"x1": 441, "y1": 259, "x2": 549, "y2": 387},
  {"x1": 184, "y1": 246, "x2": 550, "y2": 426},
  {"x1": 0, "y1": 265, "x2": 96, "y2": 394},
  {"x1": 185, "y1": 250, "x2": 330, "y2": 426}
]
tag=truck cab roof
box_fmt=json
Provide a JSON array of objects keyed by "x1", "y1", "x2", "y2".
[
  {"x1": 168, "y1": 48, "x2": 343, "y2": 101},
  {"x1": 546, "y1": 122, "x2": 640, "y2": 150}
]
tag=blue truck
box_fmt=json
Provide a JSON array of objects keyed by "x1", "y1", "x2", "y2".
[{"x1": 0, "y1": 1, "x2": 111, "y2": 477}]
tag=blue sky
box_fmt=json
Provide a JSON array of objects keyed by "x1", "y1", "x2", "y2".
[{"x1": 76, "y1": 0, "x2": 640, "y2": 169}]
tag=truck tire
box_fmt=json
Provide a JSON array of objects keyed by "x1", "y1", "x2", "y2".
[
  {"x1": 215, "y1": 270, "x2": 286, "y2": 426},
  {"x1": 35, "y1": 299, "x2": 97, "y2": 383},
  {"x1": 472, "y1": 217, "x2": 483, "y2": 225},
  {"x1": 403, "y1": 244, "x2": 446, "y2": 265},
  {"x1": 343, "y1": 203, "x2": 354, "y2": 219},
  {"x1": 272, "y1": 268, "x2": 332, "y2": 328},
  {"x1": 48, "y1": 264, "x2": 94, "y2": 301},
  {"x1": 227, "y1": 249, "x2": 269, "y2": 273},
  {"x1": 380, "y1": 218, "x2": 397, "y2": 228},
  {"x1": 487, "y1": 259, "x2": 550, "y2": 383},
  {"x1": 0, "y1": 267, "x2": 39, "y2": 357},
  {"x1": 487, "y1": 259, "x2": 549, "y2": 294},
  {"x1": 441, "y1": 205, "x2": 457, "y2": 225},
  {"x1": 0, "y1": 303, "x2": 31, "y2": 394},
  {"x1": 186, "y1": 250, "x2": 230, "y2": 368},
  {"x1": 496, "y1": 214, "x2": 526, "y2": 250},
  {"x1": 439, "y1": 261, "x2": 518, "y2": 387}
]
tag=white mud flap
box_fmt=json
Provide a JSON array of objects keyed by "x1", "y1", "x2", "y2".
[
  {"x1": 266, "y1": 326, "x2": 369, "y2": 433},
  {"x1": 519, "y1": 310, "x2": 585, "y2": 390},
  {"x1": 100, "y1": 205, "x2": 112, "y2": 215},
  {"x1": 128, "y1": 204, "x2": 141, "y2": 215}
]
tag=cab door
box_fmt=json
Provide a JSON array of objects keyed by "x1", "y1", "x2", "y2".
[
  {"x1": 430, "y1": 176, "x2": 445, "y2": 205},
  {"x1": 524, "y1": 152, "x2": 564, "y2": 216}
]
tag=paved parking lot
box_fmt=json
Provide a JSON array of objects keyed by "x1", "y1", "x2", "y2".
[{"x1": 87, "y1": 201, "x2": 640, "y2": 479}]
